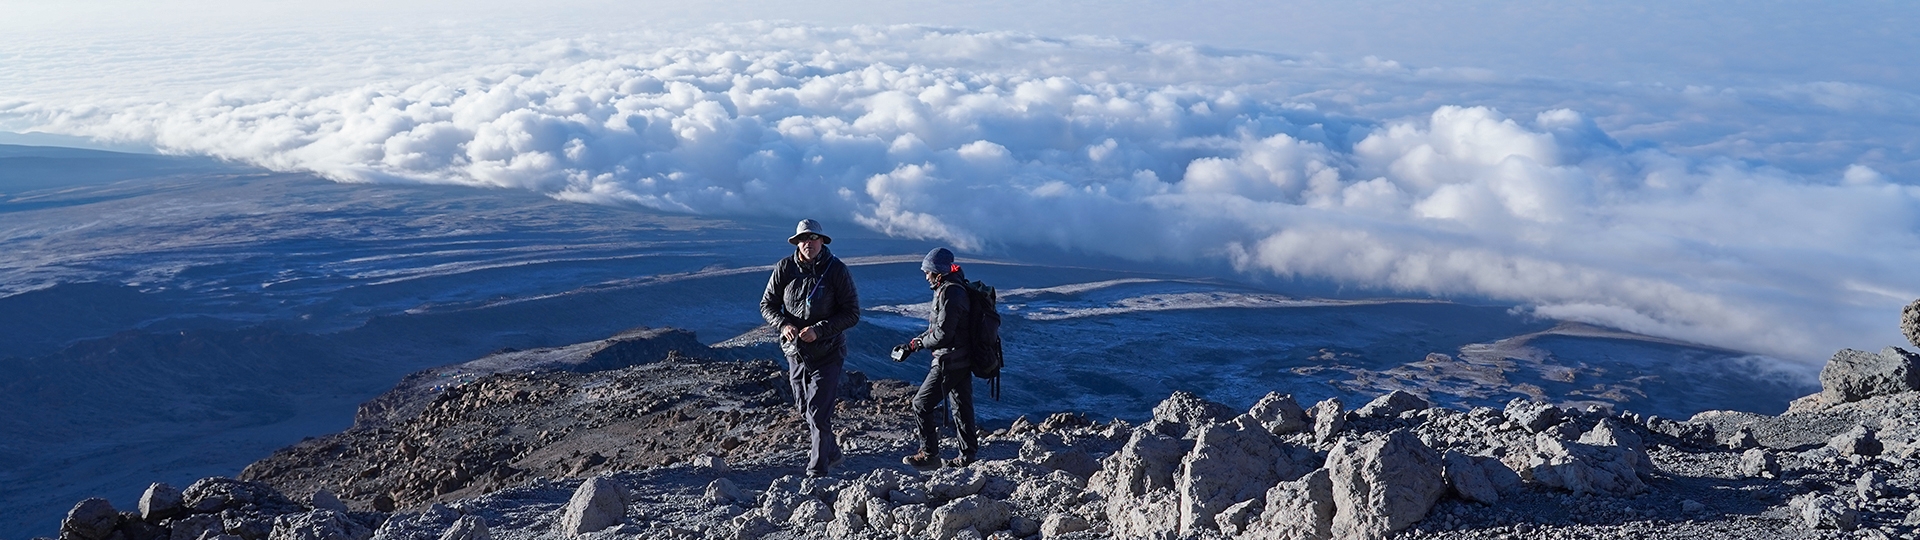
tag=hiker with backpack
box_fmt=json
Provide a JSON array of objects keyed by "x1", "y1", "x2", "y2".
[
  {"x1": 760, "y1": 219, "x2": 861, "y2": 478},
  {"x1": 895, "y1": 247, "x2": 993, "y2": 468}
]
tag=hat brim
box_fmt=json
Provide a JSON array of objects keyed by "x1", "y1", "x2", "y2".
[{"x1": 788, "y1": 232, "x2": 831, "y2": 245}]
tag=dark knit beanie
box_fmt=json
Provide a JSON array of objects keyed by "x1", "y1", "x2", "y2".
[{"x1": 921, "y1": 247, "x2": 955, "y2": 274}]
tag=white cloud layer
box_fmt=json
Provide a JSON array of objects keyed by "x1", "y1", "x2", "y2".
[{"x1": 3, "y1": 22, "x2": 1918, "y2": 362}]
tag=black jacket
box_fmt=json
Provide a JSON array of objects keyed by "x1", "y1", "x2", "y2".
[
  {"x1": 760, "y1": 246, "x2": 860, "y2": 365},
  {"x1": 916, "y1": 271, "x2": 971, "y2": 370}
]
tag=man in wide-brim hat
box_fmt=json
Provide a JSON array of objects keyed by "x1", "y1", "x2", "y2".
[{"x1": 759, "y1": 219, "x2": 861, "y2": 477}]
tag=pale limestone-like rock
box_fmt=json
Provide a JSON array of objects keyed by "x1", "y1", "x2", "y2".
[
  {"x1": 1150, "y1": 391, "x2": 1233, "y2": 438},
  {"x1": 825, "y1": 513, "x2": 867, "y2": 537},
  {"x1": 788, "y1": 499, "x2": 833, "y2": 526},
  {"x1": 1792, "y1": 493, "x2": 1859, "y2": 531},
  {"x1": 1355, "y1": 390, "x2": 1429, "y2": 419},
  {"x1": 140, "y1": 483, "x2": 185, "y2": 522},
  {"x1": 1310, "y1": 398, "x2": 1345, "y2": 444},
  {"x1": 925, "y1": 467, "x2": 988, "y2": 501},
  {"x1": 865, "y1": 498, "x2": 896, "y2": 531},
  {"x1": 1577, "y1": 417, "x2": 1655, "y2": 475},
  {"x1": 1089, "y1": 426, "x2": 1188, "y2": 538},
  {"x1": 1859, "y1": 471, "x2": 1888, "y2": 500},
  {"x1": 1739, "y1": 448, "x2": 1780, "y2": 479},
  {"x1": 557, "y1": 476, "x2": 629, "y2": 536},
  {"x1": 705, "y1": 478, "x2": 746, "y2": 506},
  {"x1": 1215, "y1": 499, "x2": 1263, "y2": 536},
  {"x1": 1442, "y1": 451, "x2": 1499, "y2": 505},
  {"x1": 1327, "y1": 430, "x2": 1445, "y2": 540},
  {"x1": 61, "y1": 498, "x2": 120, "y2": 540},
  {"x1": 269, "y1": 510, "x2": 372, "y2": 540},
  {"x1": 1903, "y1": 299, "x2": 1920, "y2": 350},
  {"x1": 1247, "y1": 392, "x2": 1310, "y2": 435},
  {"x1": 1523, "y1": 433, "x2": 1648, "y2": 497},
  {"x1": 890, "y1": 504, "x2": 934, "y2": 537},
  {"x1": 1177, "y1": 420, "x2": 1317, "y2": 533},
  {"x1": 171, "y1": 514, "x2": 224, "y2": 540},
  {"x1": 1504, "y1": 399, "x2": 1563, "y2": 433},
  {"x1": 1039, "y1": 513, "x2": 1091, "y2": 538},
  {"x1": 435, "y1": 516, "x2": 489, "y2": 540},
  {"x1": 310, "y1": 489, "x2": 348, "y2": 513},
  {"x1": 929, "y1": 495, "x2": 1010, "y2": 540},
  {"x1": 1829, "y1": 424, "x2": 1884, "y2": 457},
  {"x1": 1820, "y1": 347, "x2": 1920, "y2": 404},
  {"x1": 1245, "y1": 468, "x2": 1333, "y2": 540}
]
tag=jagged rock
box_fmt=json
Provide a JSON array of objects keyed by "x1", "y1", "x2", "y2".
[
  {"x1": 225, "y1": 510, "x2": 276, "y2": 540},
  {"x1": 1089, "y1": 426, "x2": 1188, "y2": 537},
  {"x1": 558, "y1": 476, "x2": 629, "y2": 535},
  {"x1": 1643, "y1": 416, "x2": 1716, "y2": 446},
  {"x1": 1039, "y1": 412, "x2": 1092, "y2": 433},
  {"x1": 1739, "y1": 448, "x2": 1780, "y2": 479},
  {"x1": 1355, "y1": 390, "x2": 1429, "y2": 418},
  {"x1": 925, "y1": 467, "x2": 988, "y2": 501},
  {"x1": 1578, "y1": 417, "x2": 1655, "y2": 475},
  {"x1": 705, "y1": 478, "x2": 746, "y2": 506},
  {"x1": 139, "y1": 483, "x2": 185, "y2": 522},
  {"x1": 1177, "y1": 419, "x2": 1317, "y2": 533},
  {"x1": 1019, "y1": 435, "x2": 1101, "y2": 479},
  {"x1": 692, "y1": 455, "x2": 730, "y2": 475},
  {"x1": 1523, "y1": 433, "x2": 1648, "y2": 497},
  {"x1": 729, "y1": 514, "x2": 777, "y2": 540},
  {"x1": 1505, "y1": 399, "x2": 1563, "y2": 433},
  {"x1": 1006, "y1": 415, "x2": 1037, "y2": 437},
  {"x1": 1011, "y1": 470, "x2": 1088, "y2": 511},
  {"x1": 1829, "y1": 425, "x2": 1884, "y2": 457},
  {"x1": 1215, "y1": 499, "x2": 1263, "y2": 536},
  {"x1": 1820, "y1": 347, "x2": 1920, "y2": 404},
  {"x1": 309, "y1": 489, "x2": 348, "y2": 513},
  {"x1": 370, "y1": 504, "x2": 460, "y2": 540},
  {"x1": 1246, "y1": 392, "x2": 1310, "y2": 435},
  {"x1": 788, "y1": 499, "x2": 833, "y2": 526},
  {"x1": 1441, "y1": 451, "x2": 1500, "y2": 505},
  {"x1": 1859, "y1": 471, "x2": 1888, "y2": 500},
  {"x1": 1039, "y1": 513, "x2": 1091, "y2": 538},
  {"x1": 928, "y1": 495, "x2": 1010, "y2": 540},
  {"x1": 1723, "y1": 426, "x2": 1759, "y2": 449},
  {"x1": 1791, "y1": 493, "x2": 1859, "y2": 531},
  {"x1": 184, "y1": 478, "x2": 297, "y2": 515},
  {"x1": 1007, "y1": 515, "x2": 1041, "y2": 537},
  {"x1": 435, "y1": 516, "x2": 489, "y2": 540},
  {"x1": 1903, "y1": 299, "x2": 1920, "y2": 350},
  {"x1": 889, "y1": 487, "x2": 931, "y2": 506},
  {"x1": 61, "y1": 498, "x2": 121, "y2": 540},
  {"x1": 1246, "y1": 467, "x2": 1334, "y2": 540},
  {"x1": 865, "y1": 498, "x2": 897, "y2": 531},
  {"x1": 1149, "y1": 391, "x2": 1232, "y2": 437},
  {"x1": 825, "y1": 513, "x2": 867, "y2": 537},
  {"x1": 889, "y1": 504, "x2": 934, "y2": 537},
  {"x1": 171, "y1": 514, "x2": 225, "y2": 540},
  {"x1": 269, "y1": 511, "x2": 372, "y2": 540},
  {"x1": 1310, "y1": 398, "x2": 1345, "y2": 444},
  {"x1": 1327, "y1": 430, "x2": 1445, "y2": 540}
]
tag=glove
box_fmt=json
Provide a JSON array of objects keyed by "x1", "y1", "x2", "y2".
[{"x1": 908, "y1": 338, "x2": 923, "y2": 351}]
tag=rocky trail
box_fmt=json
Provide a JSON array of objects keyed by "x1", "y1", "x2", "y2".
[{"x1": 40, "y1": 307, "x2": 1920, "y2": 540}]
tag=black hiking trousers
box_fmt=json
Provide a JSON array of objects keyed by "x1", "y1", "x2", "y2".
[{"x1": 912, "y1": 362, "x2": 977, "y2": 458}]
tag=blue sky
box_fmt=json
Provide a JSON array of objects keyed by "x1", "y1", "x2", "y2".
[{"x1": 2, "y1": 0, "x2": 1917, "y2": 362}]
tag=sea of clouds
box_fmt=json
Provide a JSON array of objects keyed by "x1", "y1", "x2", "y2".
[{"x1": 2, "y1": 20, "x2": 1917, "y2": 363}]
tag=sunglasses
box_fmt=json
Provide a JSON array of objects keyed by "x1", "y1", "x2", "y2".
[{"x1": 796, "y1": 234, "x2": 821, "y2": 242}]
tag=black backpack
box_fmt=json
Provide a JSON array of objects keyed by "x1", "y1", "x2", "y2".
[{"x1": 959, "y1": 279, "x2": 1003, "y2": 400}]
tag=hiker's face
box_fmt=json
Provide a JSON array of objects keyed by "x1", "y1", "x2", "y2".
[
  {"x1": 925, "y1": 271, "x2": 941, "y2": 286},
  {"x1": 795, "y1": 235, "x2": 824, "y2": 260}
]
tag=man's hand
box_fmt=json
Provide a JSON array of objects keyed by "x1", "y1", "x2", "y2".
[
  {"x1": 908, "y1": 338, "x2": 923, "y2": 351},
  {"x1": 781, "y1": 324, "x2": 801, "y2": 342},
  {"x1": 799, "y1": 326, "x2": 820, "y2": 343}
]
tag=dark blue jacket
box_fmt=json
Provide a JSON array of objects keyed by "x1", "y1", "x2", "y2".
[{"x1": 917, "y1": 270, "x2": 971, "y2": 370}]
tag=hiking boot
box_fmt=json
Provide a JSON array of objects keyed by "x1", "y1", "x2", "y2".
[
  {"x1": 943, "y1": 454, "x2": 975, "y2": 468},
  {"x1": 902, "y1": 451, "x2": 940, "y2": 468}
]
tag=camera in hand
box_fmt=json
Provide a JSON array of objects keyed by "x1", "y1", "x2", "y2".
[{"x1": 890, "y1": 344, "x2": 912, "y2": 362}]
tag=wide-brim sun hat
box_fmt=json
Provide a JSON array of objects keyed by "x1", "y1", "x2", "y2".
[{"x1": 788, "y1": 218, "x2": 832, "y2": 245}]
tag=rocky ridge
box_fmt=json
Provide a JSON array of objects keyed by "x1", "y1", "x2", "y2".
[{"x1": 40, "y1": 312, "x2": 1920, "y2": 540}]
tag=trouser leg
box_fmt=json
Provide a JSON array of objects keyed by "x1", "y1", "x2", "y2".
[
  {"x1": 949, "y1": 373, "x2": 978, "y2": 457},
  {"x1": 804, "y1": 360, "x2": 843, "y2": 474},
  {"x1": 912, "y1": 366, "x2": 947, "y2": 455}
]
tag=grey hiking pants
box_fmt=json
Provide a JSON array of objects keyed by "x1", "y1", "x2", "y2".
[
  {"x1": 787, "y1": 357, "x2": 843, "y2": 475},
  {"x1": 913, "y1": 362, "x2": 978, "y2": 458}
]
